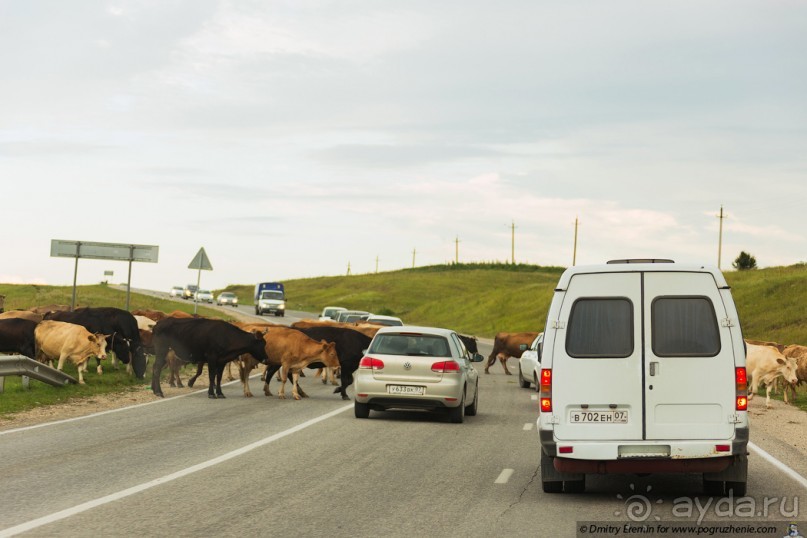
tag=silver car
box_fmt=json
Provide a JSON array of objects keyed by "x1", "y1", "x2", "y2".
[
  {"x1": 354, "y1": 326, "x2": 484, "y2": 423},
  {"x1": 518, "y1": 332, "x2": 543, "y2": 390}
]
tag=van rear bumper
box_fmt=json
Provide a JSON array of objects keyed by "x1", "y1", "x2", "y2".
[{"x1": 554, "y1": 456, "x2": 733, "y2": 474}]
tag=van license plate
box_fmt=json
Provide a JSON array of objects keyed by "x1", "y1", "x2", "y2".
[
  {"x1": 569, "y1": 410, "x2": 628, "y2": 423},
  {"x1": 388, "y1": 385, "x2": 425, "y2": 395}
]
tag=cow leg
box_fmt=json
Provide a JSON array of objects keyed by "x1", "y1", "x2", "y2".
[
  {"x1": 497, "y1": 353, "x2": 512, "y2": 375},
  {"x1": 207, "y1": 362, "x2": 218, "y2": 398},
  {"x1": 484, "y1": 354, "x2": 496, "y2": 374},
  {"x1": 226, "y1": 361, "x2": 236, "y2": 382},
  {"x1": 215, "y1": 363, "x2": 226, "y2": 398},
  {"x1": 278, "y1": 367, "x2": 289, "y2": 399},
  {"x1": 240, "y1": 358, "x2": 254, "y2": 397},
  {"x1": 96, "y1": 357, "x2": 104, "y2": 375},
  {"x1": 77, "y1": 359, "x2": 86, "y2": 384},
  {"x1": 291, "y1": 369, "x2": 302, "y2": 400},
  {"x1": 263, "y1": 364, "x2": 280, "y2": 396},
  {"x1": 151, "y1": 349, "x2": 168, "y2": 397},
  {"x1": 188, "y1": 363, "x2": 205, "y2": 388},
  {"x1": 765, "y1": 384, "x2": 773, "y2": 409}
]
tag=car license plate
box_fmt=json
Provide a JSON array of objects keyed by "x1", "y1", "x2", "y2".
[
  {"x1": 387, "y1": 385, "x2": 424, "y2": 395},
  {"x1": 569, "y1": 410, "x2": 628, "y2": 423}
]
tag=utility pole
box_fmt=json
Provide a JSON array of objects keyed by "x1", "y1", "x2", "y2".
[
  {"x1": 375, "y1": 255, "x2": 379, "y2": 274},
  {"x1": 412, "y1": 248, "x2": 416, "y2": 269},
  {"x1": 455, "y1": 236, "x2": 460, "y2": 264},
  {"x1": 572, "y1": 217, "x2": 579, "y2": 266},
  {"x1": 717, "y1": 205, "x2": 726, "y2": 270},
  {"x1": 510, "y1": 220, "x2": 516, "y2": 264},
  {"x1": 347, "y1": 261, "x2": 351, "y2": 276}
]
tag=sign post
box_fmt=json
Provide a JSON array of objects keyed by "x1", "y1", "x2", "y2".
[
  {"x1": 50, "y1": 240, "x2": 159, "y2": 311},
  {"x1": 188, "y1": 247, "x2": 213, "y2": 314}
]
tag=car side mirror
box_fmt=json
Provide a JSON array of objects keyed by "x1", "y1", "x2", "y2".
[
  {"x1": 472, "y1": 353, "x2": 485, "y2": 363},
  {"x1": 519, "y1": 343, "x2": 528, "y2": 351}
]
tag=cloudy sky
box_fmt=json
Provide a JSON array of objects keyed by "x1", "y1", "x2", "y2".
[{"x1": 1, "y1": 0, "x2": 805, "y2": 292}]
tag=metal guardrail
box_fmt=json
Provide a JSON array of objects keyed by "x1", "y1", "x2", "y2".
[{"x1": 0, "y1": 355, "x2": 78, "y2": 393}]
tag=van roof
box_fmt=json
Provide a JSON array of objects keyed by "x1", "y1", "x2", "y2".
[{"x1": 555, "y1": 262, "x2": 728, "y2": 291}]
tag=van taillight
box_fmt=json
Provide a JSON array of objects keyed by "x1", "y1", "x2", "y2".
[
  {"x1": 359, "y1": 357, "x2": 384, "y2": 370},
  {"x1": 735, "y1": 367, "x2": 748, "y2": 411},
  {"x1": 540, "y1": 368, "x2": 552, "y2": 412},
  {"x1": 431, "y1": 361, "x2": 460, "y2": 373}
]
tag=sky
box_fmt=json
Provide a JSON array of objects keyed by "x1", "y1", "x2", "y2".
[{"x1": 1, "y1": 0, "x2": 806, "y2": 293}]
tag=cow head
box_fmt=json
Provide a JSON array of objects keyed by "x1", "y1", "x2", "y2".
[
  {"x1": 131, "y1": 342, "x2": 147, "y2": 379},
  {"x1": 249, "y1": 332, "x2": 270, "y2": 364},
  {"x1": 319, "y1": 340, "x2": 340, "y2": 368},
  {"x1": 778, "y1": 356, "x2": 799, "y2": 385},
  {"x1": 90, "y1": 333, "x2": 109, "y2": 360}
]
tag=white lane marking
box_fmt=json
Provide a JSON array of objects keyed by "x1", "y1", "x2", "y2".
[
  {"x1": 523, "y1": 423, "x2": 533, "y2": 431},
  {"x1": 0, "y1": 403, "x2": 353, "y2": 537},
  {"x1": 749, "y1": 441, "x2": 807, "y2": 491},
  {"x1": 0, "y1": 376, "x2": 258, "y2": 437},
  {"x1": 495, "y1": 468, "x2": 514, "y2": 484},
  {"x1": 530, "y1": 394, "x2": 538, "y2": 401}
]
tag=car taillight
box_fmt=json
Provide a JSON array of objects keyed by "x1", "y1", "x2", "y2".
[
  {"x1": 540, "y1": 368, "x2": 552, "y2": 412},
  {"x1": 359, "y1": 357, "x2": 384, "y2": 370},
  {"x1": 431, "y1": 361, "x2": 460, "y2": 373},
  {"x1": 735, "y1": 366, "x2": 748, "y2": 411}
]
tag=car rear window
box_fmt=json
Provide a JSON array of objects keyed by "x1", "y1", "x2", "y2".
[
  {"x1": 566, "y1": 298, "x2": 633, "y2": 358},
  {"x1": 651, "y1": 296, "x2": 720, "y2": 357},
  {"x1": 370, "y1": 334, "x2": 451, "y2": 357}
]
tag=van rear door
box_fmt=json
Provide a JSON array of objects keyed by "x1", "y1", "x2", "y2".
[
  {"x1": 643, "y1": 272, "x2": 736, "y2": 440},
  {"x1": 552, "y1": 272, "x2": 644, "y2": 441}
]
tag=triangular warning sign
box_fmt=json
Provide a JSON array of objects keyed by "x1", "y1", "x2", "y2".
[{"x1": 188, "y1": 247, "x2": 213, "y2": 271}]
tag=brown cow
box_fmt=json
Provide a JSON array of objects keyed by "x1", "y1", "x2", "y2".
[
  {"x1": 782, "y1": 344, "x2": 807, "y2": 404},
  {"x1": 35, "y1": 320, "x2": 108, "y2": 384},
  {"x1": 0, "y1": 310, "x2": 43, "y2": 322},
  {"x1": 292, "y1": 319, "x2": 380, "y2": 339},
  {"x1": 28, "y1": 304, "x2": 71, "y2": 316},
  {"x1": 132, "y1": 309, "x2": 168, "y2": 322},
  {"x1": 259, "y1": 327, "x2": 340, "y2": 400},
  {"x1": 485, "y1": 331, "x2": 541, "y2": 375}
]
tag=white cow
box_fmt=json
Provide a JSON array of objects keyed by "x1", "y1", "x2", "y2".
[
  {"x1": 35, "y1": 320, "x2": 109, "y2": 384},
  {"x1": 746, "y1": 343, "x2": 799, "y2": 408}
]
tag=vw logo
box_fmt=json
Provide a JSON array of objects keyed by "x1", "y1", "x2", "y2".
[{"x1": 403, "y1": 361, "x2": 412, "y2": 370}]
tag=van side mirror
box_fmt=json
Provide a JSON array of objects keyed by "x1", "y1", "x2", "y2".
[
  {"x1": 472, "y1": 353, "x2": 485, "y2": 363},
  {"x1": 519, "y1": 343, "x2": 528, "y2": 351}
]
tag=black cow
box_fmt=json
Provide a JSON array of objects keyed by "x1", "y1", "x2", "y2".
[
  {"x1": 45, "y1": 307, "x2": 147, "y2": 378},
  {"x1": 293, "y1": 326, "x2": 372, "y2": 400},
  {"x1": 151, "y1": 317, "x2": 270, "y2": 399},
  {"x1": 459, "y1": 334, "x2": 478, "y2": 354},
  {"x1": 0, "y1": 318, "x2": 37, "y2": 359}
]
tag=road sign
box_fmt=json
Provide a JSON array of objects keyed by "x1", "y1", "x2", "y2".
[
  {"x1": 51, "y1": 240, "x2": 159, "y2": 263},
  {"x1": 50, "y1": 239, "x2": 159, "y2": 311},
  {"x1": 188, "y1": 248, "x2": 213, "y2": 271}
]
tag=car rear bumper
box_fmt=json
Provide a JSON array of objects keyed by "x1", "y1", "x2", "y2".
[{"x1": 358, "y1": 396, "x2": 460, "y2": 411}]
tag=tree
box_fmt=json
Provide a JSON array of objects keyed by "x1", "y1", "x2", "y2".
[{"x1": 732, "y1": 251, "x2": 757, "y2": 271}]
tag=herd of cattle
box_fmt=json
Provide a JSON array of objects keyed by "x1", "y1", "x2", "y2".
[
  {"x1": 0, "y1": 305, "x2": 805, "y2": 409},
  {"x1": 0, "y1": 305, "x2": 481, "y2": 402}
]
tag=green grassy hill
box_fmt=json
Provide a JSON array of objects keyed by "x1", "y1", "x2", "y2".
[{"x1": 224, "y1": 262, "x2": 807, "y2": 344}]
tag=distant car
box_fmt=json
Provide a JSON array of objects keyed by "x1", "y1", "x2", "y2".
[
  {"x1": 336, "y1": 310, "x2": 370, "y2": 323},
  {"x1": 217, "y1": 292, "x2": 239, "y2": 307},
  {"x1": 169, "y1": 286, "x2": 184, "y2": 298},
  {"x1": 319, "y1": 306, "x2": 347, "y2": 321},
  {"x1": 194, "y1": 289, "x2": 214, "y2": 303},
  {"x1": 365, "y1": 314, "x2": 404, "y2": 326},
  {"x1": 518, "y1": 332, "x2": 543, "y2": 390},
  {"x1": 182, "y1": 284, "x2": 198, "y2": 300},
  {"x1": 354, "y1": 325, "x2": 485, "y2": 423}
]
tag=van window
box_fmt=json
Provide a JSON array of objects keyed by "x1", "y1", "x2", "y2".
[
  {"x1": 652, "y1": 297, "x2": 720, "y2": 356},
  {"x1": 566, "y1": 298, "x2": 633, "y2": 358}
]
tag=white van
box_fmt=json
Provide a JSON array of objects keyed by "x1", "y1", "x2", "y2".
[{"x1": 537, "y1": 260, "x2": 748, "y2": 495}]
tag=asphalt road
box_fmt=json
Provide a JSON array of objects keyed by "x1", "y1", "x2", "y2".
[{"x1": 0, "y1": 294, "x2": 805, "y2": 537}]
